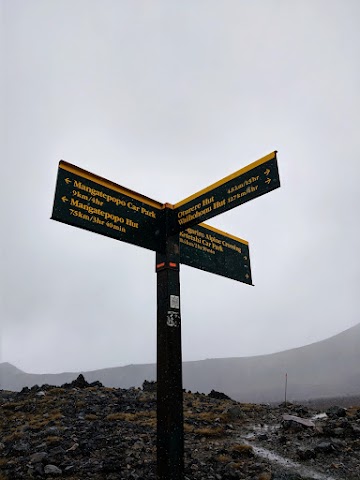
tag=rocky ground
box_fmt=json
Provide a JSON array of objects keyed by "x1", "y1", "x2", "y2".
[{"x1": 1, "y1": 376, "x2": 359, "y2": 479}]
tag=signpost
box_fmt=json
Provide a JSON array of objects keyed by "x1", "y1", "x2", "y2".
[
  {"x1": 51, "y1": 151, "x2": 280, "y2": 480},
  {"x1": 155, "y1": 224, "x2": 183, "y2": 479}
]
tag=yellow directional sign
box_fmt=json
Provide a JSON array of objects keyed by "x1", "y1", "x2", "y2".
[{"x1": 173, "y1": 151, "x2": 280, "y2": 232}]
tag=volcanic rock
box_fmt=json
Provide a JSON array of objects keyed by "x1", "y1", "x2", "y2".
[{"x1": 1, "y1": 382, "x2": 360, "y2": 479}]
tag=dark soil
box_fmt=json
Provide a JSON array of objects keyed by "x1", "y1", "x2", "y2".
[{"x1": 1, "y1": 378, "x2": 359, "y2": 479}]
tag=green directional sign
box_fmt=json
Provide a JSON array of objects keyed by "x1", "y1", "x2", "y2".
[
  {"x1": 180, "y1": 224, "x2": 252, "y2": 284},
  {"x1": 173, "y1": 151, "x2": 280, "y2": 232},
  {"x1": 52, "y1": 161, "x2": 165, "y2": 252}
]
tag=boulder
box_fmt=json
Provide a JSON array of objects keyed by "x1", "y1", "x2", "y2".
[
  {"x1": 208, "y1": 389, "x2": 231, "y2": 400},
  {"x1": 297, "y1": 447, "x2": 316, "y2": 460},
  {"x1": 326, "y1": 406, "x2": 347, "y2": 418},
  {"x1": 282, "y1": 414, "x2": 315, "y2": 430}
]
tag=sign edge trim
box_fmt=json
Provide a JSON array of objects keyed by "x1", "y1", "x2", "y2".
[
  {"x1": 196, "y1": 222, "x2": 249, "y2": 245},
  {"x1": 59, "y1": 160, "x2": 164, "y2": 210},
  {"x1": 174, "y1": 151, "x2": 277, "y2": 209}
]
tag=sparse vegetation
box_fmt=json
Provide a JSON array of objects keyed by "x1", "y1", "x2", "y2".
[
  {"x1": 45, "y1": 435, "x2": 62, "y2": 445},
  {"x1": 216, "y1": 454, "x2": 232, "y2": 463},
  {"x1": 2, "y1": 379, "x2": 360, "y2": 479},
  {"x1": 345, "y1": 405, "x2": 360, "y2": 417},
  {"x1": 84, "y1": 413, "x2": 98, "y2": 421},
  {"x1": 183, "y1": 423, "x2": 194, "y2": 433},
  {"x1": 194, "y1": 426, "x2": 226, "y2": 437},
  {"x1": 106, "y1": 411, "x2": 156, "y2": 422},
  {"x1": 231, "y1": 443, "x2": 254, "y2": 457},
  {"x1": 46, "y1": 387, "x2": 67, "y2": 396},
  {"x1": 3, "y1": 431, "x2": 24, "y2": 443}
]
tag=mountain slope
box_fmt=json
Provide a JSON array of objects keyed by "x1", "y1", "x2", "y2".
[
  {"x1": 183, "y1": 323, "x2": 360, "y2": 401},
  {"x1": 2, "y1": 323, "x2": 360, "y2": 402}
]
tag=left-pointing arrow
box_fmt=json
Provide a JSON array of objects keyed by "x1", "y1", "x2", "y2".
[
  {"x1": 265, "y1": 178, "x2": 271, "y2": 185},
  {"x1": 61, "y1": 196, "x2": 69, "y2": 203},
  {"x1": 65, "y1": 178, "x2": 72, "y2": 184}
]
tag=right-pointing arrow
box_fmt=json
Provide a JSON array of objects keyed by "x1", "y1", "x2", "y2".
[
  {"x1": 264, "y1": 168, "x2": 270, "y2": 176},
  {"x1": 265, "y1": 178, "x2": 271, "y2": 185}
]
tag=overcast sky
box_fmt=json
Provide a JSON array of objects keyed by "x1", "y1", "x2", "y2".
[{"x1": 1, "y1": 0, "x2": 360, "y2": 374}]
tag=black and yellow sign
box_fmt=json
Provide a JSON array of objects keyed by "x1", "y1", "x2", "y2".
[
  {"x1": 52, "y1": 152, "x2": 280, "y2": 283},
  {"x1": 173, "y1": 151, "x2": 280, "y2": 232},
  {"x1": 180, "y1": 224, "x2": 252, "y2": 284},
  {"x1": 52, "y1": 152, "x2": 280, "y2": 480},
  {"x1": 51, "y1": 161, "x2": 165, "y2": 252}
]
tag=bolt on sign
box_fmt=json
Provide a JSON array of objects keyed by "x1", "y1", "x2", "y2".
[{"x1": 51, "y1": 151, "x2": 280, "y2": 480}]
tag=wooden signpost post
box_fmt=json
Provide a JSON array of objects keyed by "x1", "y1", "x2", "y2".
[{"x1": 51, "y1": 151, "x2": 280, "y2": 480}]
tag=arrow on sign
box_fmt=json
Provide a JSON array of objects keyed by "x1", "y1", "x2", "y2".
[
  {"x1": 264, "y1": 168, "x2": 270, "y2": 176},
  {"x1": 61, "y1": 196, "x2": 69, "y2": 203},
  {"x1": 65, "y1": 178, "x2": 72, "y2": 184},
  {"x1": 265, "y1": 178, "x2": 271, "y2": 185}
]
